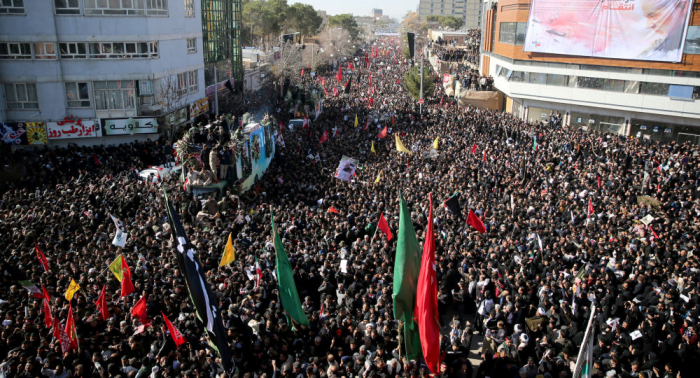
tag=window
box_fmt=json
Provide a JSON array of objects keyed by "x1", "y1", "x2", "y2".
[
  {"x1": 640, "y1": 82, "x2": 670, "y2": 96},
  {"x1": 93, "y1": 80, "x2": 136, "y2": 110},
  {"x1": 514, "y1": 23, "x2": 527, "y2": 45},
  {"x1": 546, "y1": 74, "x2": 567, "y2": 86},
  {"x1": 499, "y1": 22, "x2": 516, "y2": 44},
  {"x1": 603, "y1": 79, "x2": 624, "y2": 92},
  {"x1": 84, "y1": 0, "x2": 145, "y2": 15},
  {"x1": 34, "y1": 43, "x2": 57, "y2": 59},
  {"x1": 146, "y1": 0, "x2": 167, "y2": 15},
  {"x1": 184, "y1": 0, "x2": 193, "y2": 17},
  {"x1": 177, "y1": 73, "x2": 187, "y2": 96},
  {"x1": 65, "y1": 82, "x2": 90, "y2": 107},
  {"x1": 187, "y1": 38, "x2": 196, "y2": 53},
  {"x1": 4, "y1": 83, "x2": 38, "y2": 109},
  {"x1": 0, "y1": 0, "x2": 24, "y2": 14},
  {"x1": 59, "y1": 42, "x2": 87, "y2": 59},
  {"x1": 188, "y1": 70, "x2": 198, "y2": 93},
  {"x1": 88, "y1": 42, "x2": 159, "y2": 59},
  {"x1": 509, "y1": 71, "x2": 526, "y2": 82},
  {"x1": 54, "y1": 0, "x2": 80, "y2": 14},
  {"x1": 624, "y1": 80, "x2": 640, "y2": 94},
  {"x1": 526, "y1": 72, "x2": 546, "y2": 85},
  {"x1": 0, "y1": 42, "x2": 31, "y2": 60},
  {"x1": 685, "y1": 26, "x2": 700, "y2": 54}
]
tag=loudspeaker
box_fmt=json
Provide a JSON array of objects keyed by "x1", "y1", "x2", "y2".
[{"x1": 407, "y1": 32, "x2": 415, "y2": 58}]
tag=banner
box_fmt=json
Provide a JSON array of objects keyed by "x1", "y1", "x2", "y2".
[
  {"x1": 1, "y1": 122, "x2": 47, "y2": 145},
  {"x1": 46, "y1": 116, "x2": 101, "y2": 140},
  {"x1": 189, "y1": 98, "x2": 209, "y2": 120},
  {"x1": 334, "y1": 156, "x2": 358, "y2": 182},
  {"x1": 524, "y1": 0, "x2": 693, "y2": 62},
  {"x1": 103, "y1": 118, "x2": 158, "y2": 136}
]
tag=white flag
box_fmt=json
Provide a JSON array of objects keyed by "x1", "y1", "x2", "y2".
[{"x1": 110, "y1": 214, "x2": 128, "y2": 247}]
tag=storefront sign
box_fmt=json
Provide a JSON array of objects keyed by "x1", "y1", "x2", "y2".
[
  {"x1": 103, "y1": 117, "x2": 159, "y2": 136},
  {"x1": 1, "y1": 122, "x2": 47, "y2": 145},
  {"x1": 46, "y1": 116, "x2": 101, "y2": 139},
  {"x1": 165, "y1": 106, "x2": 188, "y2": 126},
  {"x1": 189, "y1": 98, "x2": 209, "y2": 120}
]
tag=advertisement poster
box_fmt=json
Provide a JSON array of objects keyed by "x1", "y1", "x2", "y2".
[
  {"x1": 334, "y1": 156, "x2": 358, "y2": 182},
  {"x1": 1, "y1": 122, "x2": 47, "y2": 145},
  {"x1": 103, "y1": 118, "x2": 159, "y2": 136},
  {"x1": 189, "y1": 98, "x2": 209, "y2": 120},
  {"x1": 46, "y1": 116, "x2": 101, "y2": 140},
  {"x1": 524, "y1": 0, "x2": 693, "y2": 62}
]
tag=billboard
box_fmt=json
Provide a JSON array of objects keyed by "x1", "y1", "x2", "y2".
[
  {"x1": 524, "y1": 0, "x2": 693, "y2": 62},
  {"x1": 103, "y1": 117, "x2": 159, "y2": 136},
  {"x1": 46, "y1": 117, "x2": 101, "y2": 140},
  {"x1": 1, "y1": 122, "x2": 47, "y2": 145}
]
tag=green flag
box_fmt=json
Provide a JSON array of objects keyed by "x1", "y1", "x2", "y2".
[
  {"x1": 271, "y1": 210, "x2": 310, "y2": 328},
  {"x1": 392, "y1": 191, "x2": 422, "y2": 360},
  {"x1": 533, "y1": 135, "x2": 537, "y2": 151}
]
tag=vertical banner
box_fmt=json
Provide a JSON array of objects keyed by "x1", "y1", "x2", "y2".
[{"x1": 524, "y1": 0, "x2": 693, "y2": 62}]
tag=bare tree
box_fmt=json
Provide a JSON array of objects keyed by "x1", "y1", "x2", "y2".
[
  {"x1": 272, "y1": 41, "x2": 304, "y2": 78},
  {"x1": 156, "y1": 73, "x2": 189, "y2": 114}
]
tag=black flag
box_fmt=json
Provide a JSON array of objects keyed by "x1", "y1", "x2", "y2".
[
  {"x1": 344, "y1": 77, "x2": 352, "y2": 94},
  {"x1": 443, "y1": 192, "x2": 462, "y2": 219},
  {"x1": 163, "y1": 188, "x2": 234, "y2": 374}
]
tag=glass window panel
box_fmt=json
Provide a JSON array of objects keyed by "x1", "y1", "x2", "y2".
[
  {"x1": 546, "y1": 74, "x2": 567, "y2": 86},
  {"x1": 685, "y1": 26, "x2": 700, "y2": 54},
  {"x1": 603, "y1": 79, "x2": 624, "y2": 92},
  {"x1": 4, "y1": 84, "x2": 16, "y2": 102},
  {"x1": 527, "y1": 72, "x2": 546, "y2": 85},
  {"x1": 624, "y1": 81, "x2": 639, "y2": 94},
  {"x1": 16, "y1": 84, "x2": 28, "y2": 101},
  {"x1": 515, "y1": 22, "x2": 527, "y2": 45},
  {"x1": 26, "y1": 84, "x2": 37, "y2": 101}
]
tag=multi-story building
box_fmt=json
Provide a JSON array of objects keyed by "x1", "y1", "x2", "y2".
[
  {"x1": 201, "y1": 0, "x2": 243, "y2": 90},
  {"x1": 372, "y1": 8, "x2": 383, "y2": 19},
  {"x1": 0, "y1": 0, "x2": 207, "y2": 147},
  {"x1": 481, "y1": 0, "x2": 700, "y2": 144},
  {"x1": 418, "y1": 0, "x2": 482, "y2": 30}
]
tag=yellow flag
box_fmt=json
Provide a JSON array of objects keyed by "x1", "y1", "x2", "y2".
[
  {"x1": 219, "y1": 233, "x2": 236, "y2": 266},
  {"x1": 354, "y1": 114, "x2": 359, "y2": 127},
  {"x1": 371, "y1": 141, "x2": 376, "y2": 154},
  {"x1": 395, "y1": 134, "x2": 411, "y2": 154},
  {"x1": 64, "y1": 279, "x2": 80, "y2": 301},
  {"x1": 433, "y1": 136, "x2": 439, "y2": 150},
  {"x1": 375, "y1": 172, "x2": 381, "y2": 183},
  {"x1": 108, "y1": 254, "x2": 123, "y2": 282}
]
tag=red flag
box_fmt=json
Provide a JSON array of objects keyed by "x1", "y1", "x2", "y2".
[
  {"x1": 392, "y1": 115, "x2": 395, "y2": 125},
  {"x1": 588, "y1": 198, "x2": 594, "y2": 216},
  {"x1": 328, "y1": 206, "x2": 339, "y2": 214},
  {"x1": 377, "y1": 213, "x2": 393, "y2": 241},
  {"x1": 440, "y1": 96, "x2": 444, "y2": 106},
  {"x1": 35, "y1": 244, "x2": 49, "y2": 272},
  {"x1": 365, "y1": 54, "x2": 369, "y2": 67},
  {"x1": 414, "y1": 194, "x2": 440, "y2": 374},
  {"x1": 321, "y1": 77, "x2": 325, "y2": 86},
  {"x1": 162, "y1": 312, "x2": 186, "y2": 347},
  {"x1": 336, "y1": 65, "x2": 342, "y2": 82},
  {"x1": 597, "y1": 176, "x2": 601, "y2": 189},
  {"x1": 96, "y1": 285, "x2": 109, "y2": 321},
  {"x1": 120, "y1": 255, "x2": 135, "y2": 297},
  {"x1": 471, "y1": 143, "x2": 477, "y2": 154},
  {"x1": 363, "y1": 119, "x2": 370, "y2": 131},
  {"x1": 378, "y1": 126, "x2": 388, "y2": 139},
  {"x1": 319, "y1": 130, "x2": 329, "y2": 145},
  {"x1": 396, "y1": 77, "x2": 399, "y2": 84},
  {"x1": 369, "y1": 97, "x2": 374, "y2": 108},
  {"x1": 183, "y1": 177, "x2": 189, "y2": 191},
  {"x1": 131, "y1": 296, "x2": 149, "y2": 325},
  {"x1": 279, "y1": 120, "x2": 285, "y2": 133},
  {"x1": 323, "y1": 87, "x2": 329, "y2": 96},
  {"x1": 649, "y1": 225, "x2": 659, "y2": 239},
  {"x1": 333, "y1": 86, "x2": 338, "y2": 97},
  {"x1": 64, "y1": 304, "x2": 78, "y2": 352},
  {"x1": 42, "y1": 285, "x2": 52, "y2": 328},
  {"x1": 93, "y1": 155, "x2": 102, "y2": 166},
  {"x1": 467, "y1": 210, "x2": 486, "y2": 234},
  {"x1": 482, "y1": 150, "x2": 487, "y2": 162},
  {"x1": 369, "y1": 75, "x2": 373, "y2": 86},
  {"x1": 302, "y1": 115, "x2": 309, "y2": 129}
]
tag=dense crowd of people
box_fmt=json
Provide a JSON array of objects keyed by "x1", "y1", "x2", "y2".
[{"x1": 0, "y1": 35, "x2": 699, "y2": 378}]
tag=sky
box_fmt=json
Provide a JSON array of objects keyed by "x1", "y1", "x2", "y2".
[{"x1": 294, "y1": 0, "x2": 418, "y2": 21}]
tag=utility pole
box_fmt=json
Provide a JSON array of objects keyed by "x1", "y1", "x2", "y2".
[
  {"x1": 311, "y1": 43, "x2": 314, "y2": 71},
  {"x1": 419, "y1": 48, "x2": 423, "y2": 115},
  {"x1": 214, "y1": 66, "x2": 219, "y2": 116}
]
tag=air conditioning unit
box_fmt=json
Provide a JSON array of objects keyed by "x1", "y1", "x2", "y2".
[{"x1": 139, "y1": 80, "x2": 153, "y2": 96}]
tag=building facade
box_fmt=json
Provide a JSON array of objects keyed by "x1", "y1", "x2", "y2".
[
  {"x1": 371, "y1": 8, "x2": 383, "y2": 19},
  {"x1": 0, "y1": 0, "x2": 207, "y2": 147},
  {"x1": 201, "y1": 0, "x2": 243, "y2": 89},
  {"x1": 480, "y1": 0, "x2": 700, "y2": 144},
  {"x1": 418, "y1": 0, "x2": 482, "y2": 29}
]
